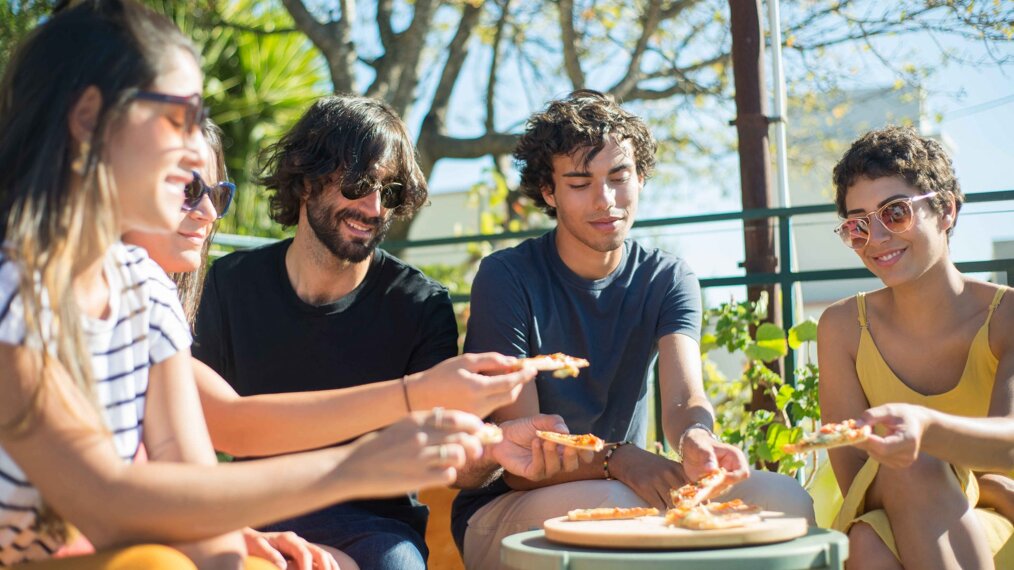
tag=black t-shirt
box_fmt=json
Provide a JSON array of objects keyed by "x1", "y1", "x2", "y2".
[{"x1": 193, "y1": 238, "x2": 458, "y2": 527}]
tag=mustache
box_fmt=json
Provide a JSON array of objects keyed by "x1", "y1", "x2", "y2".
[
  {"x1": 336, "y1": 208, "x2": 385, "y2": 229},
  {"x1": 590, "y1": 209, "x2": 626, "y2": 220}
]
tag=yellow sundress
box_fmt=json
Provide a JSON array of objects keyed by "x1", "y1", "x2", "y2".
[{"x1": 831, "y1": 288, "x2": 1013, "y2": 566}]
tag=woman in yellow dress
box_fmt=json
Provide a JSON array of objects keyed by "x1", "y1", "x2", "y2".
[{"x1": 817, "y1": 126, "x2": 1012, "y2": 569}]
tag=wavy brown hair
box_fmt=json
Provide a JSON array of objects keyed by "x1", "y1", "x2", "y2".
[
  {"x1": 514, "y1": 89, "x2": 657, "y2": 218},
  {"x1": 259, "y1": 95, "x2": 428, "y2": 226},
  {"x1": 832, "y1": 125, "x2": 964, "y2": 235}
]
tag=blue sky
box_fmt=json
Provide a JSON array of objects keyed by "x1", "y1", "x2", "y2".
[{"x1": 422, "y1": 15, "x2": 1013, "y2": 302}]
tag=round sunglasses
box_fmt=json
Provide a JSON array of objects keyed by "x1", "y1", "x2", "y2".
[
  {"x1": 834, "y1": 192, "x2": 938, "y2": 249},
  {"x1": 183, "y1": 171, "x2": 236, "y2": 219}
]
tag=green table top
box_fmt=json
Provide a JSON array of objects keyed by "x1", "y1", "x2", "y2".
[{"x1": 501, "y1": 527, "x2": 849, "y2": 570}]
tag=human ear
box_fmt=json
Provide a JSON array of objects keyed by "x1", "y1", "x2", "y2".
[
  {"x1": 67, "y1": 86, "x2": 102, "y2": 144},
  {"x1": 542, "y1": 185, "x2": 556, "y2": 208}
]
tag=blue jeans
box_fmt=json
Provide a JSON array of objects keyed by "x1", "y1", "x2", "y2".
[{"x1": 260, "y1": 502, "x2": 429, "y2": 570}]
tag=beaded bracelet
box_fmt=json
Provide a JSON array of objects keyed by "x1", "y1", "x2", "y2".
[{"x1": 602, "y1": 441, "x2": 631, "y2": 480}]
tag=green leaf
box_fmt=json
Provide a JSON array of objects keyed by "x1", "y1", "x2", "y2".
[
  {"x1": 788, "y1": 318, "x2": 818, "y2": 349},
  {"x1": 700, "y1": 332, "x2": 718, "y2": 353},
  {"x1": 745, "y1": 323, "x2": 787, "y2": 362},
  {"x1": 765, "y1": 423, "x2": 802, "y2": 461},
  {"x1": 774, "y1": 384, "x2": 795, "y2": 410}
]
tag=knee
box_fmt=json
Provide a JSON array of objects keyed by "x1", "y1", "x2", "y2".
[
  {"x1": 879, "y1": 454, "x2": 959, "y2": 499},
  {"x1": 846, "y1": 523, "x2": 900, "y2": 570},
  {"x1": 353, "y1": 534, "x2": 425, "y2": 570},
  {"x1": 734, "y1": 470, "x2": 815, "y2": 524}
]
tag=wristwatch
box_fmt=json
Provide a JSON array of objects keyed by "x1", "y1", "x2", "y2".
[{"x1": 677, "y1": 422, "x2": 718, "y2": 460}]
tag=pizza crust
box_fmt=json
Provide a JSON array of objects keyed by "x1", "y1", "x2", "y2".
[
  {"x1": 567, "y1": 507, "x2": 660, "y2": 521},
  {"x1": 535, "y1": 430, "x2": 605, "y2": 452},
  {"x1": 782, "y1": 419, "x2": 871, "y2": 453}
]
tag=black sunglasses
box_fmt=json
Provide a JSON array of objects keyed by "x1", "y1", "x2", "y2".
[
  {"x1": 339, "y1": 179, "x2": 405, "y2": 209},
  {"x1": 134, "y1": 91, "x2": 208, "y2": 135},
  {"x1": 184, "y1": 171, "x2": 235, "y2": 219}
]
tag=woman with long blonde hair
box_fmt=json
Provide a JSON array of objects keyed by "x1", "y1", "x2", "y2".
[{"x1": 0, "y1": 2, "x2": 484, "y2": 568}]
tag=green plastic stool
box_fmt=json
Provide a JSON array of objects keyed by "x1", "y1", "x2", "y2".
[{"x1": 501, "y1": 527, "x2": 848, "y2": 570}]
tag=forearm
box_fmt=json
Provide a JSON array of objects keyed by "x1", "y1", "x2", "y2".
[
  {"x1": 453, "y1": 452, "x2": 504, "y2": 490},
  {"x1": 661, "y1": 394, "x2": 715, "y2": 450},
  {"x1": 921, "y1": 411, "x2": 1014, "y2": 472},
  {"x1": 202, "y1": 378, "x2": 408, "y2": 457},
  {"x1": 67, "y1": 447, "x2": 361, "y2": 546}
]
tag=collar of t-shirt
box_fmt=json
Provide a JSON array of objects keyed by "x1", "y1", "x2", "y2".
[
  {"x1": 276, "y1": 238, "x2": 385, "y2": 316},
  {"x1": 544, "y1": 228, "x2": 631, "y2": 291}
]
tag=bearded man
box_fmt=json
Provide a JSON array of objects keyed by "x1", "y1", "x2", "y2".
[{"x1": 193, "y1": 95, "x2": 456, "y2": 570}]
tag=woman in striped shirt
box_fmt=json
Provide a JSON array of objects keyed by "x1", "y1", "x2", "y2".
[{"x1": 0, "y1": 2, "x2": 486, "y2": 568}]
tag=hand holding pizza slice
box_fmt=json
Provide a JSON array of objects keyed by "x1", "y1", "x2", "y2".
[
  {"x1": 516, "y1": 353, "x2": 590, "y2": 378},
  {"x1": 668, "y1": 468, "x2": 735, "y2": 509},
  {"x1": 781, "y1": 419, "x2": 871, "y2": 454},
  {"x1": 535, "y1": 430, "x2": 605, "y2": 452}
]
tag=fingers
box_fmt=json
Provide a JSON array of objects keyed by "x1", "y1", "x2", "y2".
[
  {"x1": 462, "y1": 352, "x2": 524, "y2": 373},
  {"x1": 560, "y1": 444, "x2": 581, "y2": 472},
  {"x1": 270, "y1": 532, "x2": 312, "y2": 570},
  {"x1": 541, "y1": 439, "x2": 563, "y2": 478},
  {"x1": 529, "y1": 414, "x2": 568, "y2": 433},
  {"x1": 246, "y1": 532, "x2": 286, "y2": 569}
]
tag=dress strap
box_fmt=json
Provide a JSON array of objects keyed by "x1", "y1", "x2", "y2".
[
  {"x1": 856, "y1": 292, "x2": 869, "y2": 329},
  {"x1": 986, "y1": 287, "x2": 1008, "y2": 319}
]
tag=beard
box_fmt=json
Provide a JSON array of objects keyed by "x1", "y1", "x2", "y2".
[{"x1": 306, "y1": 196, "x2": 392, "y2": 263}]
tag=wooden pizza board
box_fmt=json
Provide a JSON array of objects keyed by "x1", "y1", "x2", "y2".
[{"x1": 543, "y1": 514, "x2": 808, "y2": 550}]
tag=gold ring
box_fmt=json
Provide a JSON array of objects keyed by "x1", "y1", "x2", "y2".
[
  {"x1": 438, "y1": 444, "x2": 448, "y2": 462},
  {"x1": 432, "y1": 407, "x2": 445, "y2": 428}
]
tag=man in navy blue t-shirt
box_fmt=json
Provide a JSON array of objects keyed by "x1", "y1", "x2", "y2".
[{"x1": 452, "y1": 90, "x2": 814, "y2": 569}]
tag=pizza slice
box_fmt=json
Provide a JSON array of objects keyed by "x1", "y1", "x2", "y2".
[
  {"x1": 535, "y1": 430, "x2": 605, "y2": 452},
  {"x1": 781, "y1": 419, "x2": 871, "y2": 454},
  {"x1": 667, "y1": 505, "x2": 763, "y2": 530},
  {"x1": 517, "y1": 353, "x2": 590, "y2": 378},
  {"x1": 703, "y1": 498, "x2": 762, "y2": 516},
  {"x1": 566, "y1": 506, "x2": 660, "y2": 521},
  {"x1": 668, "y1": 468, "x2": 733, "y2": 509},
  {"x1": 476, "y1": 423, "x2": 503, "y2": 445}
]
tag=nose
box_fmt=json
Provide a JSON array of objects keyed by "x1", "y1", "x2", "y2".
[
  {"x1": 188, "y1": 193, "x2": 218, "y2": 223},
  {"x1": 356, "y1": 188, "x2": 384, "y2": 218},
  {"x1": 867, "y1": 213, "x2": 892, "y2": 244},
  {"x1": 592, "y1": 180, "x2": 617, "y2": 211}
]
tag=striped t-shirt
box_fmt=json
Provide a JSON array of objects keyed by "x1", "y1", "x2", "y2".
[{"x1": 0, "y1": 243, "x2": 191, "y2": 566}]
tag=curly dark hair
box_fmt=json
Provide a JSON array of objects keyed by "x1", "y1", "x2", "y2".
[
  {"x1": 258, "y1": 95, "x2": 428, "y2": 226},
  {"x1": 515, "y1": 90, "x2": 657, "y2": 218},
  {"x1": 832, "y1": 125, "x2": 963, "y2": 234}
]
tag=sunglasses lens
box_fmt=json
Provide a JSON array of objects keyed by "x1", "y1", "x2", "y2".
[
  {"x1": 381, "y1": 184, "x2": 403, "y2": 209},
  {"x1": 183, "y1": 176, "x2": 204, "y2": 210},
  {"x1": 210, "y1": 183, "x2": 235, "y2": 217},
  {"x1": 837, "y1": 219, "x2": 869, "y2": 249},
  {"x1": 879, "y1": 201, "x2": 913, "y2": 232}
]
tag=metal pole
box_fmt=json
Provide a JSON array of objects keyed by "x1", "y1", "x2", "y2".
[
  {"x1": 766, "y1": 0, "x2": 806, "y2": 350},
  {"x1": 730, "y1": 0, "x2": 781, "y2": 414}
]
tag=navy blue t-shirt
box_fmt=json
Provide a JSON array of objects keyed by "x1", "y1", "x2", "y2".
[{"x1": 451, "y1": 230, "x2": 701, "y2": 549}]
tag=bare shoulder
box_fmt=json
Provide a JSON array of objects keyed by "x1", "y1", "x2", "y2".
[
  {"x1": 984, "y1": 281, "x2": 1014, "y2": 352},
  {"x1": 817, "y1": 295, "x2": 861, "y2": 348}
]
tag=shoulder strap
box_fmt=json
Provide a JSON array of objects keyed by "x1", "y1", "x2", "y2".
[
  {"x1": 986, "y1": 287, "x2": 1008, "y2": 319},
  {"x1": 856, "y1": 292, "x2": 869, "y2": 329}
]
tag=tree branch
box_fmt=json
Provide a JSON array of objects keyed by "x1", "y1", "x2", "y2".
[
  {"x1": 558, "y1": 0, "x2": 585, "y2": 89},
  {"x1": 280, "y1": 0, "x2": 355, "y2": 92},
  {"x1": 486, "y1": 0, "x2": 512, "y2": 133},
  {"x1": 609, "y1": 0, "x2": 663, "y2": 99},
  {"x1": 424, "y1": 2, "x2": 484, "y2": 133}
]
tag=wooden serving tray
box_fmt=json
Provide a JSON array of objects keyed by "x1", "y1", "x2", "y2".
[{"x1": 543, "y1": 514, "x2": 808, "y2": 550}]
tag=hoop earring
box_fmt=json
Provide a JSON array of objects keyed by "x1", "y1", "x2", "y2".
[{"x1": 71, "y1": 141, "x2": 91, "y2": 175}]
